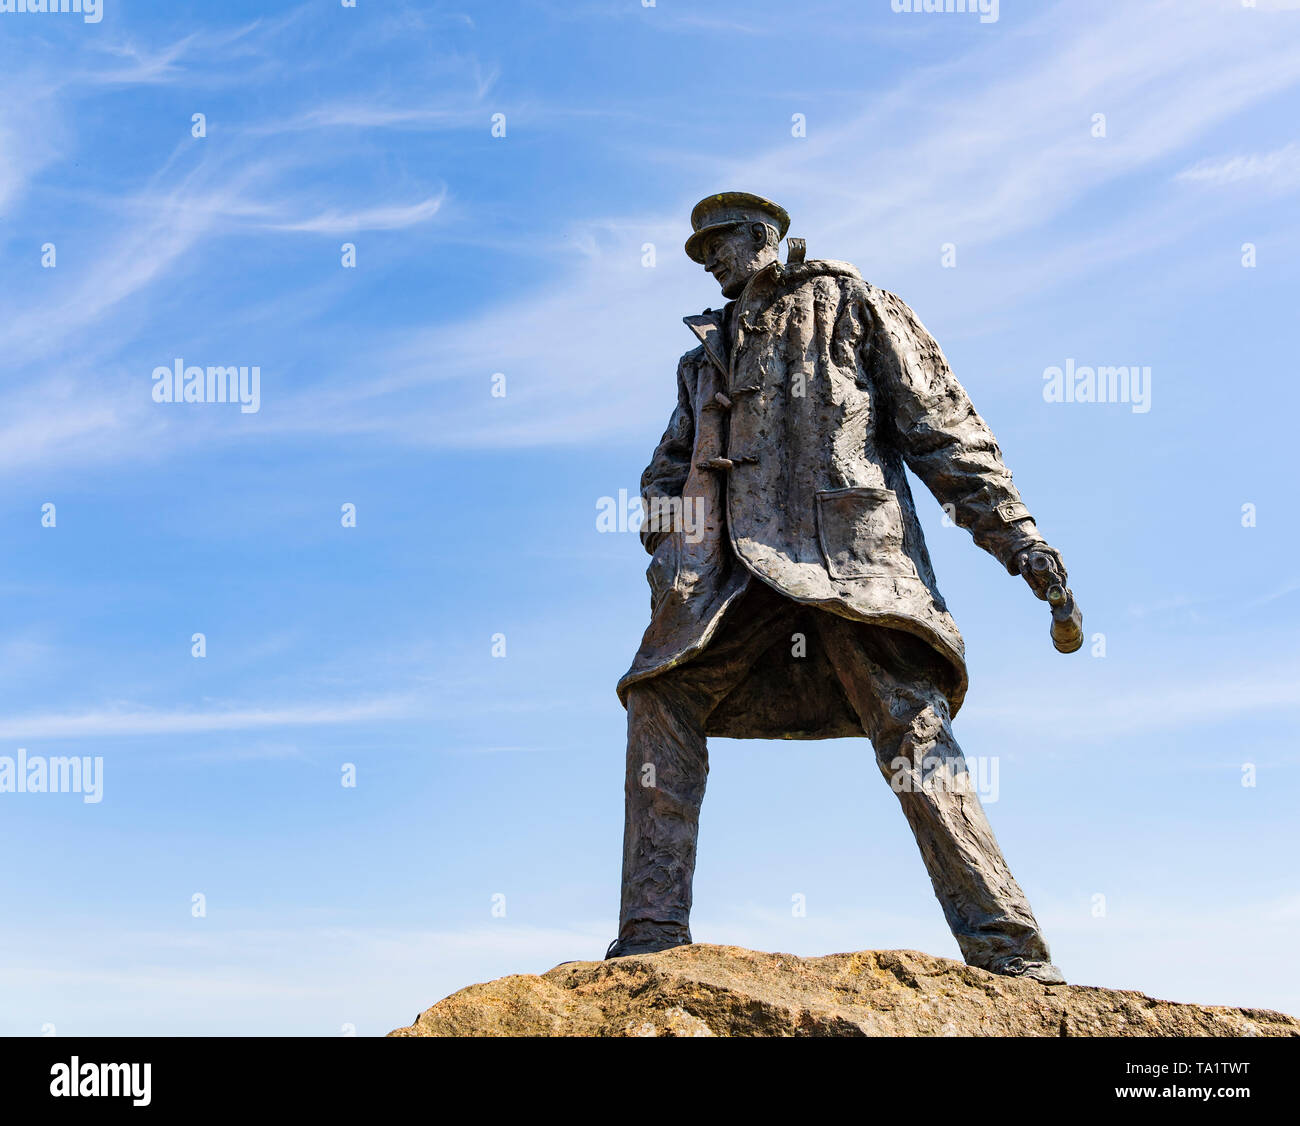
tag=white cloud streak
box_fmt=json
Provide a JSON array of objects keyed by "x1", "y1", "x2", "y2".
[
  {"x1": 1176, "y1": 142, "x2": 1300, "y2": 189},
  {"x1": 273, "y1": 0, "x2": 1300, "y2": 451},
  {"x1": 0, "y1": 698, "x2": 418, "y2": 740},
  {"x1": 267, "y1": 192, "x2": 447, "y2": 234}
]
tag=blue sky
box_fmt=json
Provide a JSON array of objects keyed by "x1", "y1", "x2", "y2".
[{"x1": 1, "y1": 0, "x2": 1298, "y2": 1035}]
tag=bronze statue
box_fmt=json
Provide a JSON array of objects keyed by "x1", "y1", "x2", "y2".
[{"x1": 608, "y1": 192, "x2": 1081, "y2": 983}]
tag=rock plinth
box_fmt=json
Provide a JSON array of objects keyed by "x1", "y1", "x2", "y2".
[{"x1": 389, "y1": 944, "x2": 1299, "y2": 1038}]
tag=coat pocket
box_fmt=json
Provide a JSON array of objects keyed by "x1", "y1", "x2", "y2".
[
  {"x1": 646, "y1": 532, "x2": 680, "y2": 610},
  {"x1": 815, "y1": 486, "x2": 908, "y2": 580}
]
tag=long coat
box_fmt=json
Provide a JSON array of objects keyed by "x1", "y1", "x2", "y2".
[{"x1": 616, "y1": 257, "x2": 1043, "y2": 738}]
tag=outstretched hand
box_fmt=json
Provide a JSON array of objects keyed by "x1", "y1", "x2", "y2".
[{"x1": 1015, "y1": 545, "x2": 1068, "y2": 601}]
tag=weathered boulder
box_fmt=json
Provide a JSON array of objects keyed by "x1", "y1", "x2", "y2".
[{"x1": 389, "y1": 944, "x2": 1299, "y2": 1037}]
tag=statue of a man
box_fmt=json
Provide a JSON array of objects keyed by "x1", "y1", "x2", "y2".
[{"x1": 608, "y1": 192, "x2": 1075, "y2": 983}]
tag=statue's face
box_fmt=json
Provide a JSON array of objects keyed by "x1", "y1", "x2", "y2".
[{"x1": 700, "y1": 223, "x2": 777, "y2": 299}]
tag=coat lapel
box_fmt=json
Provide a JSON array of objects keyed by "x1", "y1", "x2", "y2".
[{"x1": 682, "y1": 311, "x2": 728, "y2": 378}]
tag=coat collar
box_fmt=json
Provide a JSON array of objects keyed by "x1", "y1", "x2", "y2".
[
  {"x1": 685, "y1": 258, "x2": 856, "y2": 376},
  {"x1": 682, "y1": 309, "x2": 728, "y2": 377},
  {"x1": 682, "y1": 261, "x2": 783, "y2": 374}
]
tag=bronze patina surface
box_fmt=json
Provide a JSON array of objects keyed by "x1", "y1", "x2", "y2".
[{"x1": 610, "y1": 193, "x2": 1082, "y2": 984}]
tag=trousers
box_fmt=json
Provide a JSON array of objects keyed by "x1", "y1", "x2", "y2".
[{"x1": 617, "y1": 578, "x2": 1052, "y2": 969}]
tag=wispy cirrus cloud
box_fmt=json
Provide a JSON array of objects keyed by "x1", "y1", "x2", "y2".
[
  {"x1": 259, "y1": 0, "x2": 1300, "y2": 451},
  {"x1": 267, "y1": 192, "x2": 447, "y2": 234},
  {"x1": 6, "y1": 0, "x2": 1300, "y2": 465},
  {"x1": 1176, "y1": 142, "x2": 1300, "y2": 189},
  {"x1": 252, "y1": 100, "x2": 494, "y2": 134},
  {"x1": 0, "y1": 11, "x2": 473, "y2": 475},
  {"x1": 0, "y1": 697, "x2": 419, "y2": 741}
]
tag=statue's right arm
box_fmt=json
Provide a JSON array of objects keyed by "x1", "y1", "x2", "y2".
[{"x1": 638, "y1": 363, "x2": 694, "y2": 554}]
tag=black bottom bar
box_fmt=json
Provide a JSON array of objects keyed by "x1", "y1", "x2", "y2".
[{"x1": 3, "y1": 1034, "x2": 1293, "y2": 1113}]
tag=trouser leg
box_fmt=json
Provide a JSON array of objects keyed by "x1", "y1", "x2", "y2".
[
  {"x1": 614, "y1": 581, "x2": 798, "y2": 954},
  {"x1": 615, "y1": 679, "x2": 710, "y2": 952},
  {"x1": 816, "y1": 613, "x2": 1052, "y2": 969}
]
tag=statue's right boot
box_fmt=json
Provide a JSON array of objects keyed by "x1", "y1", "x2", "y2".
[{"x1": 987, "y1": 955, "x2": 1066, "y2": 984}]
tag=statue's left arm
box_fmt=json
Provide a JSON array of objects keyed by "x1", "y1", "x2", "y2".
[{"x1": 862, "y1": 287, "x2": 1064, "y2": 589}]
